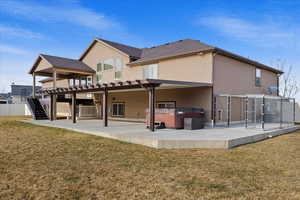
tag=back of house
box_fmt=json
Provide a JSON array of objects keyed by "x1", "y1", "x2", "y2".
[{"x1": 29, "y1": 38, "x2": 282, "y2": 124}]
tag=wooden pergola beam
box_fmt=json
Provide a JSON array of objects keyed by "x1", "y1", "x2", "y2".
[{"x1": 39, "y1": 82, "x2": 161, "y2": 95}]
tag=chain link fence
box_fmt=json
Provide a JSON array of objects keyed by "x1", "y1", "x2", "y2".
[{"x1": 214, "y1": 94, "x2": 295, "y2": 130}]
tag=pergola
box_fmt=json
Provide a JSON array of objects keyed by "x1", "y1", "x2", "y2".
[{"x1": 39, "y1": 79, "x2": 212, "y2": 132}]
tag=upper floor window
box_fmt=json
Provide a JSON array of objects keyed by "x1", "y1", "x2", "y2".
[
  {"x1": 96, "y1": 57, "x2": 124, "y2": 81},
  {"x1": 86, "y1": 76, "x2": 93, "y2": 85},
  {"x1": 96, "y1": 62, "x2": 103, "y2": 83},
  {"x1": 97, "y1": 63, "x2": 102, "y2": 72},
  {"x1": 103, "y1": 58, "x2": 114, "y2": 70},
  {"x1": 143, "y1": 64, "x2": 158, "y2": 79},
  {"x1": 114, "y1": 57, "x2": 123, "y2": 80},
  {"x1": 255, "y1": 68, "x2": 261, "y2": 87}
]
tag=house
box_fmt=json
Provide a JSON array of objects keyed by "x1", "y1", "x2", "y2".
[
  {"x1": 10, "y1": 83, "x2": 41, "y2": 104},
  {"x1": 0, "y1": 95, "x2": 8, "y2": 104},
  {"x1": 28, "y1": 38, "x2": 282, "y2": 130},
  {"x1": 0, "y1": 93, "x2": 11, "y2": 104}
]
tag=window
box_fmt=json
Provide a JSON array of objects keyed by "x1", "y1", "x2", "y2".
[
  {"x1": 69, "y1": 79, "x2": 74, "y2": 87},
  {"x1": 111, "y1": 103, "x2": 125, "y2": 117},
  {"x1": 97, "y1": 63, "x2": 102, "y2": 72},
  {"x1": 96, "y1": 62, "x2": 103, "y2": 83},
  {"x1": 143, "y1": 64, "x2": 158, "y2": 79},
  {"x1": 255, "y1": 68, "x2": 262, "y2": 87},
  {"x1": 103, "y1": 58, "x2": 114, "y2": 70},
  {"x1": 157, "y1": 101, "x2": 176, "y2": 109},
  {"x1": 114, "y1": 57, "x2": 123, "y2": 80},
  {"x1": 87, "y1": 76, "x2": 93, "y2": 85},
  {"x1": 69, "y1": 79, "x2": 79, "y2": 86}
]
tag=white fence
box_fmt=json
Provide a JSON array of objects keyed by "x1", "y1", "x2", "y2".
[
  {"x1": 0, "y1": 104, "x2": 31, "y2": 116},
  {"x1": 296, "y1": 102, "x2": 300, "y2": 123}
]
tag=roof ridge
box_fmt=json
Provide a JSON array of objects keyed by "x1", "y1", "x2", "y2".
[
  {"x1": 143, "y1": 39, "x2": 194, "y2": 49},
  {"x1": 40, "y1": 54, "x2": 79, "y2": 61},
  {"x1": 96, "y1": 38, "x2": 141, "y2": 50}
]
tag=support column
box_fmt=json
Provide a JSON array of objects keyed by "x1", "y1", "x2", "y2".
[
  {"x1": 53, "y1": 69, "x2": 57, "y2": 120},
  {"x1": 148, "y1": 86, "x2": 156, "y2": 132},
  {"x1": 32, "y1": 73, "x2": 36, "y2": 98},
  {"x1": 102, "y1": 89, "x2": 108, "y2": 127},
  {"x1": 227, "y1": 96, "x2": 231, "y2": 127},
  {"x1": 50, "y1": 94, "x2": 54, "y2": 121},
  {"x1": 72, "y1": 92, "x2": 76, "y2": 123},
  {"x1": 262, "y1": 96, "x2": 265, "y2": 130},
  {"x1": 245, "y1": 97, "x2": 248, "y2": 128},
  {"x1": 212, "y1": 96, "x2": 216, "y2": 127}
]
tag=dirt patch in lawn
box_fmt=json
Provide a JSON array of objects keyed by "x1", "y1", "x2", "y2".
[{"x1": 0, "y1": 117, "x2": 300, "y2": 199}]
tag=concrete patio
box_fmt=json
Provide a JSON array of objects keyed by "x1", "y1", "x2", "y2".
[{"x1": 22, "y1": 119, "x2": 300, "y2": 149}]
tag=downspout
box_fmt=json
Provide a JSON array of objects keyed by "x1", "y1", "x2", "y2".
[{"x1": 211, "y1": 52, "x2": 216, "y2": 127}]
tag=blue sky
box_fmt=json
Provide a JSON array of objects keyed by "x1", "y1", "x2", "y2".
[{"x1": 0, "y1": 0, "x2": 299, "y2": 99}]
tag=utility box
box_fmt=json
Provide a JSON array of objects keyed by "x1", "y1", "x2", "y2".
[{"x1": 184, "y1": 118, "x2": 205, "y2": 130}]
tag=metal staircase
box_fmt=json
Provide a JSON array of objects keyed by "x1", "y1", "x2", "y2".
[{"x1": 27, "y1": 97, "x2": 49, "y2": 120}]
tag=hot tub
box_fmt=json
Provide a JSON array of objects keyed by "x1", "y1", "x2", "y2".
[{"x1": 146, "y1": 108, "x2": 206, "y2": 129}]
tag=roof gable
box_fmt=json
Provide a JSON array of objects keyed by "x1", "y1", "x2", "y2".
[
  {"x1": 29, "y1": 54, "x2": 95, "y2": 74},
  {"x1": 79, "y1": 38, "x2": 142, "y2": 61}
]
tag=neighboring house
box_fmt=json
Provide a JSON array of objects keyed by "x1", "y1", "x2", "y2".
[
  {"x1": 11, "y1": 84, "x2": 41, "y2": 104},
  {"x1": 0, "y1": 93, "x2": 11, "y2": 104},
  {"x1": 28, "y1": 38, "x2": 282, "y2": 123},
  {"x1": 0, "y1": 95, "x2": 8, "y2": 104}
]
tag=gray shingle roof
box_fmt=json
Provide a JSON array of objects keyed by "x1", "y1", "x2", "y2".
[
  {"x1": 97, "y1": 38, "x2": 142, "y2": 59},
  {"x1": 132, "y1": 39, "x2": 214, "y2": 65},
  {"x1": 40, "y1": 54, "x2": 95, "y2": 73},
  {"x1": 32, "y1": 38, "x2": 282, "y2": 75}
]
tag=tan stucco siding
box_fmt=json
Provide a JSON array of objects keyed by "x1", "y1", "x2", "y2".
[
  {"x1": 42, "y1": 79, "x2": 69, "y2": 88},
  {"x1": 97, "y1": 87, "x2": 212, "y2": 120},
  {"x1": 35, "y1": 58, "x2": 52, "y2": 72},
  {"x1": 213, "y1": 54, "x2": 278, "y2": 95},
  {"x1": 81, "y1": 41, "x2": 131, "y2": 82},
  {"x1": 80, "y1": 41, "x2": 214, "y2": 83},
  {"x1": 157, "y1": 53, "x2": 213, "y2": 83}
]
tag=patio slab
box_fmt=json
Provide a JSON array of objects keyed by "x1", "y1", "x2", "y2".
[{"x1": 21, "y1": 119, "x2": 300, "y2": 149}]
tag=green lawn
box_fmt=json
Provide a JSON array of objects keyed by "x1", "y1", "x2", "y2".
[{"x1": 0, "y1": 117, "x2": 300, "y2": 199}]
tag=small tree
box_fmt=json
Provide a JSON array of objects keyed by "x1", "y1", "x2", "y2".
[{"x1": 271, "y1": 59, "x2": 299, "y2": 98}]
